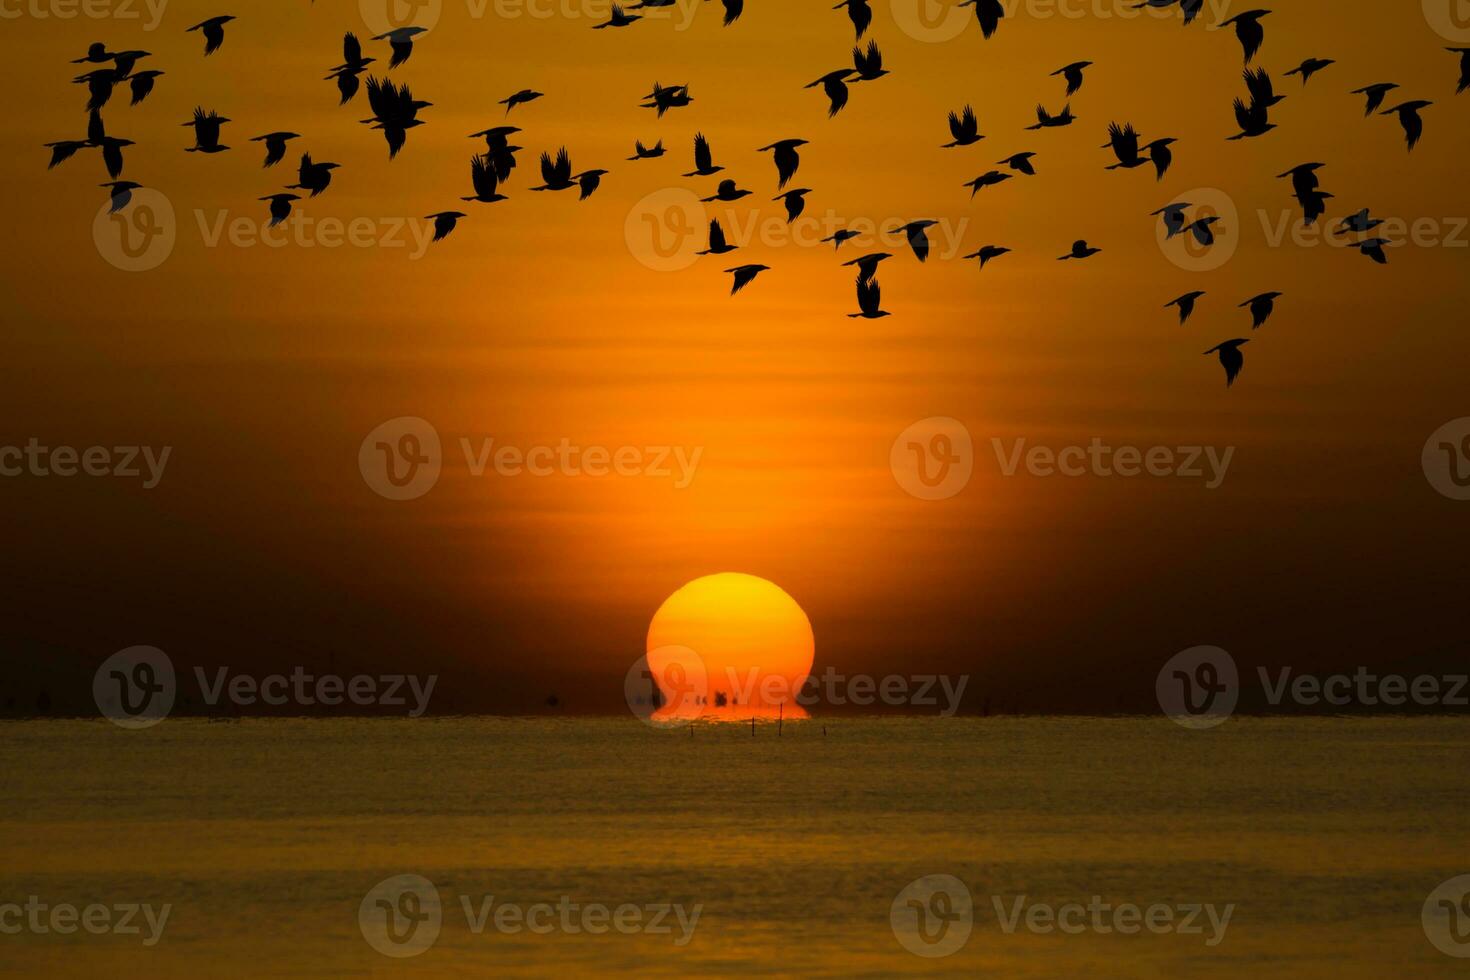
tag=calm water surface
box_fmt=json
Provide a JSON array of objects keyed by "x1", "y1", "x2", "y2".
[{"x1": 1, "y1": 717, "x2": 1467, "y2": 976}]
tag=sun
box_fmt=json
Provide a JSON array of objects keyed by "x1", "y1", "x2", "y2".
[{"x1": 646, "y1": 573, "x2": 814, "y2": 721}]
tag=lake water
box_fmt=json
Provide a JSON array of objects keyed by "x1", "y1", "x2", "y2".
[{"x1": 1, "y1": 716, "x2": 1467, "y2": 976}]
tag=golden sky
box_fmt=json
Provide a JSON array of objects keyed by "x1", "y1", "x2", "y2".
[{"x1": 5, "y1": 0, "x2": 1470, "y2": 711}]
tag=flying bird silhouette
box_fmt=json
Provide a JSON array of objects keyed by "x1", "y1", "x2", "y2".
[
  {"x1": 896, "y1": 220, "x2": 938, "y2": 261},
  {"x1": 962, "y1": 170, "x2": 1012, "y2": 197},
  {"x1": 372, "y1": 27, "x2": 427, "y2": 68},
  {"x1": 287, "y1": 153, "x2": 339, "y2": 196},
  {"x1": 1166, "y1": 290, "x2": 1205, "y2": 324},
  {"x1": 73, "y1": 68, "x2": 119, "y2": 112},
  {"x1": 821, "y1": 229, "x2": 860, "y2": 249},
  {"x1": 833, "y1": 0, "x2": 871, "y2": 39},
  {"x1": 697, "y1": 218, "x2": 737, "y2": 255},
  {"x1": 1277, "y1": 162, "x2": 1324, "y2": 199},
  {"x1": 500, "y1": 88, "x2": 543, "y2": 114},
  {"x1": 957, "y1": 0, "x2": 1003, "y2": 38},
  {"x1": 1027, "y1": 103, "x2": 1076, "y2": 129},
  {"x1": 1241, "y1": 291, "x2": 1282, "y2": 328},
  {"x1": 1104, "y1": 122, "x2": 1148, "y2": 169},
  {"x1": 1243, "y1": 67, "x2": 1286, "y2": 107},
  {"x1": 1294, "y1": 189, "x2": 1333, "y2": 225},
  {"x1": 1143, "y1": 138, "x2": 1176, "y2": 179},
  {"x1": 183, "y1": 107, "x2": 230, "y2": 153},
  {"x1": 469, "y1": 126, "x2": 521, "y2": 181},
  {"x1": 712, "y1": 0, "x2": 743, "y2": 25},
  {"x1": 684, "y1": 132, "x2": 723, "y2": 176},
  {"x1": 642, "y1": 82, "x2": 692, "y2": 116},
  {"x1": 250, "y1": 131, "x2": 300, "y2": 168},
  {"x1": 943, "y1": 106, "x2": 982, "y2": 147},
  {"x1": 1354, "y1": 237, "x2": 1390, "y2": 264},
  {"x1": 1228, "y1": 96, "x2": 1276, "y2": 139},
  {"x1": 1058, "y1": 239, "x2": 1101, "y2": 260},
  {"x1": 1335, "y1": 208, "x2": 1382, "y2": 235},
  {"x1": 574, "y1": 168, "x2": 608, "y2": 200},
  {"x1": 842, "y1": 251, "x2": 891, "y2": 282},
  {"x1": 1381, "y1": 100, "x2": 1431, "y2": 151},
  {"x1": 128, "y1": 69, "x2": 163, "y2": 106},
  {"x1": 1152, "y1": 201, "x2": 1192, "y2": 238},
  {"x1": 361, "y1": 76, "x2": 431, "y2": 158},
  {"x1": 101, "y1": 180, "x2": 140, "y2": 213},
  {"x1": 758, "y1": 138, "x2": 807, "y2": 188},
  {"x1": 1204, "y1": 338, "x2": 1248, "y2": 387},
  {"x1": 849, "y1": 276, "x2": 890, "y2": 318},
  {"x1": 531, "y1": 147, "x2": 577, "y2": 191},
  {"x1": 259, "y1": 192, "x2": 299, "y2": 227},
  {"x1": 109, "y1": 49, "x2": 150, "y2": 76},
  {"x1": 701, "y1": 178, "x2": 751, "y2": 202},
  {"x1": 1449, "y1": 48, "x2": 1470, "y2": 94},
  {"x1": 773, "y1": 187, "x2": 811, "y2": 222},
  {"x1": 807, "y1": 69, "x2": 855, "y2": 117},
  {"x1": 188, "y1": 15, "x2": 236, "y2": 57},
  {"x1": 851, "y1": 41, "x2": 888, "y2": 81},
  {"x1": 72, "y1": 42, "x2": 114, "y2": 64},
  {"x1": 725, "y1": 264, "x2": 769, "y2": 294},
  {"x1": 1052, "y1": 61, "x2": 1092, "y2": 96},
  {"x1": 963, "y1": 244, "x2": 1010, "y2": 268},
  {"x1": 628, "y1": 139, "x2": 664, "y2": 160},
  {"x1": 426, "y1": 211, "x2": 466, "y2": 242},
  {"x1": 1284, "y1": 57, "x2": 1334, "y2": 85},
  {"x1": 326, "y1": 33, "x2": 375, "y2": 104},
  {"x1": 998, "y1": 151, "x2": 1037, "y2": 174},
  {"x1": 1220, "y1": 9, "x2": 1270, "y2": 63},
  {"x1": 461, "y1": 154, "x2": 508, "y2": 202},
  {"x1": 593, "y1": 4, "x2": 642, "y2": 28},
  {"x1": 1350, "y1": 82, "x2": 1398, "y2": 115},
  {"x1": 1183, "y1": 215, "x2": 1221, "y2": 246}
]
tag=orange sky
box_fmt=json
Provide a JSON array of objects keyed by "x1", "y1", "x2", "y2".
[{"x1": 4, "y1": 0, "x2": 1470, "y2": 712}]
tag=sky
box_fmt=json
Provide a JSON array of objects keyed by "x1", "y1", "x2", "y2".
[{"x1": 3, "y1": 0, "x2": 1470, "y2": 713}]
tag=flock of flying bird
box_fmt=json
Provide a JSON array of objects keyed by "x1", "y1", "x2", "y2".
[{"x1": 42, "y1": 3, "x2": 1470, "y2": 388}]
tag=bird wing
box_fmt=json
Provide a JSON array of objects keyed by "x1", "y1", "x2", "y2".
[
  {"x1": 1232, "y1": 97, "x2": 1253, "y2": 131},
  {"x1": 721, "y1": 0, "x2": 742, "y2": 24},
  {"x1": 1221, "y1": 347, "x2": 1243, "y2": 386},
  {"x1": 344, "y1": 32, "x2": 363, "y2": 63},
  {"x1": 538, "y1": 150, "x2": 556, "y2": 184},
  {"x1": 1403, "y1": 109, "x2": 1424, "y2": 150},
  {"x1": 389, "y1": 38, "x2": 412, "y2": 68},
  {"x1": 86, "y1": 109, "x2": 105, "y2": 144},
  {"x1": 203, "y1": 22, "x2": 225, "y2": 55},
  {"x1": 365, "y1": 76, "x2": 387, "y2": 118},
  {"x1": 729, "y1": 266, "x2": 760, "y2": 293},
  {"x1": 554, "y1": 146, "x2": 571, "y2": 182},
  {"x1": 857, "y1": 276, "x2": 879, "y2": 315},
  {"x1": 909, "y1": 226, "x2": 930, "y2": 261},
  {"x1": 708, "y1": 219, "x2": 727, "y2": 250},
  {"x1": 693, "y1": 132, "x2": 712, "y2": 171},
  {"x1": 823, "y1": 77, "x2": 849, "y2": 116},
  {"x1": 383, "y1": 125, "x2": 407, "y2": 159},
  {"x1": 471, "y1": 154, "x2": 496, "y2": 197}
]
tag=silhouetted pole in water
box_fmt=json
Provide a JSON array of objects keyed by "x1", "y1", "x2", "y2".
[
  {"x1": 751, "y1": 716, "x2": 755, "y2": 737},
  {"x1": 778, "y1": 702, "x2": 783, "y2": 736}
]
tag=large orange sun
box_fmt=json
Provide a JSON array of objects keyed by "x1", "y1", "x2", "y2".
[{"x1": 646, "y1": 573, "x2": 814, "y2": 721}]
